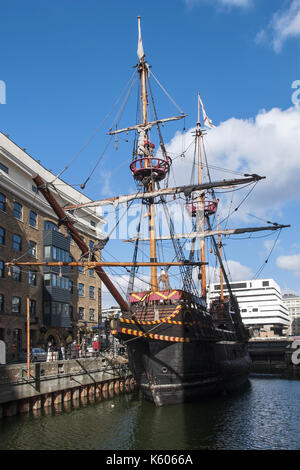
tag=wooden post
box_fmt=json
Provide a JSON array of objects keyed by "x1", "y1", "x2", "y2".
[{"x1": 26, "y1": 296, "x2": 30, "y2": 378}]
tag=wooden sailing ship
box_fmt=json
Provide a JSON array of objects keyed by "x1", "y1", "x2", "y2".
[{"x1": 6, "y1": 17, "x2": 290, "y2": 406}]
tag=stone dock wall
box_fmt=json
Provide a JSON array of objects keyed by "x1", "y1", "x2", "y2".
[
  {"x1": 0, "y1": 356, "x2": 136, "y2": 418},
  {"x1": 248, "y1": 338, "x2": 300, "y2": 377}
]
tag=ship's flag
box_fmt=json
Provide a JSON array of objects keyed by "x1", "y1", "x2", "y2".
[
  {"x1": 137, "y1": 16, "x2": 145, "y2": 60},
  {"x1": 199, "y1": 96, "x2": 216, "y2": 129}
]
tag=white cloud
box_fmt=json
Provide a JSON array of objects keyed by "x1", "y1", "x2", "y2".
[
  {"x1": 166, "y1": 105, "x2": 300, "y2": 222},
  {"x1": 207, "y1": 260, "x2": 253, "y2": 285},
  {"x1": 185, "y1": 0, "x2": 251, "y2": 7},
  {"x1": 276, "y1": 254, "x2": 300, "y2": 273},
  {"x1": 256, "y1": 0, "x2": 300, "y2": 52},
  {"x1": 185, "y1": 0, "x2": 251, "y2": 9}
]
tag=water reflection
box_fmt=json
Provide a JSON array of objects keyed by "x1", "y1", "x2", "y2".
[{"x1": 0, "y1": 378, "x2": 299, "y2": 450}]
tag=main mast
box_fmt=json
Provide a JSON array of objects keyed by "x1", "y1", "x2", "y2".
[
  {"x1": 196, "y1": 93, "x2": 206, "y2": 298},
  {"x1": 137, "y1": 16, "x2": 158, "y2": 291}
]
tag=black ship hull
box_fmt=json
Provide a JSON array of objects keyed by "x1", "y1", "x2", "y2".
[
  {"x1": 124, "y1": 334, "x2": 251, "y2": 406},
  {"x1": 116, "y1": 291, "x2": 251, "y2": 406}
]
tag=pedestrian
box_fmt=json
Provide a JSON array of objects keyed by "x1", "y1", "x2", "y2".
[
  {"x1": 46, "y1": 341, "x2": 53, "y2": 362},
  {"x1": 71, "y1": 341, "x2": 76, "y2": 359},
  {"x1": 61, "y1": 344, "x2": 66, "y2": 360}
]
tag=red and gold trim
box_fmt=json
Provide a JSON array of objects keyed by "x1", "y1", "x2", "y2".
[
  {"x1": 129, "y1": 290, "x2": 182, "y2": 303},
  {"x1": 120, "y1": 304, "x2": 182, "y2": 325},
  {"x1": 115, "y1": 327, "x2": 190, "y2": 343}
]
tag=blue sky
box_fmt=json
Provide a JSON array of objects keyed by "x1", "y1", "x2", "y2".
[{"x1": 1, "y1": 0, "x2": 300, "y2": 304}]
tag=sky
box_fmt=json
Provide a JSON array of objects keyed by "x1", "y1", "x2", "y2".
[{"x1": 1, "y1": 0, "x2": 300, "y2": 307}]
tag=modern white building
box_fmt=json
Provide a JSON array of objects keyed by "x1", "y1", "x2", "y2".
[
  {"x1": 208, "y1": 279, "x2": 290, "y2": 337},
  {"x1": 282, "y1": 294, "x2": 300, "y2": 336},
  {"x1": 101, "y1": 306, "x2": 121, "y2": 322}
]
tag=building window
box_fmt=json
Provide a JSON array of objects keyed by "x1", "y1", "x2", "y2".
[
  {"x1": 28, "y1": 240, "x2": 37, "y2": 257},
  {"x1": 44, "y1": 220, "x2": 58, "y2": 231},
  {"x1": 0, "y1": 261, "x2": 4, "y2": 278},
  {"x1": 69, "y1": 305, "x2": 73, "y2": 320},
  {"x1": 78, "y1": 283, "x2": 84, "y2": 297},
  {"x1": 14, "y1": 202, "x2": 22, "y2": 220},
  {"x1": 0, "y1": 227, "x2": 5, "y2": 245},
  {"x1": 12, "y1": 296, "x2": 21, "y2": 314},
  {"x1": 89, "y1": 240, "x2": 94, "y2": 250},
  {"x1": 28, "y1": 271, "x2": 37, "y2": 286},
  {"x1": 32, "y1": 185, "x2": 38, "y2": 194},
  {"x1": 89, "y1": 269, "x2": 95, "y2": 277},
  {"x1": 0, "y1": 193, "x2": 6, "y2": 211},
  {"x1": 43, "y1": 273, "x2": 51, "y2": 286},
  {"x1": 253, "y1": 308, "x2": 258, "y2": 312},
  {"x1": 68, "y1": 280, "x2": 73, "y2": 293},
  {"x1": 90, "y1": 220, "x2": 96, "y2": 227},
  {"x1": 0, "y1": 162, "x2": 9, "y2": 174},
  {"x1": 262, "y1": 281, "x2": 269, "y2": 287},
  {"x1": 89, "y1": 309, "x2": 95, "y2": 321},
  {"x1": 29, "y1": 299, "x2": 36, "y2": 316},
  {"x1": 78, "y1": 265, "x2": 84, "y2": 273},
  {"x1": 89, "y1": 286, "x2": 95, "y2": 299},
  {"x1": 44, "y1": 245, "x2": 70, "y2": 262},
  {"x1": 0, "y1": 294, "x2": 4, "y2": 312},
  {"x1": 79, "y1": 307, "x2": 84, "y2": 320},
  {"x1": 29, "y1": 211, "x2": 37, "y2": 228},
  {"x1": 13, "y1": 234, "x2": 22, "y2": 251},
  {"x1": 12, "y1": 266, "x2": 21, "y2": 282}
]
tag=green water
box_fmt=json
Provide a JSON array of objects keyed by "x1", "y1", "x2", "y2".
[{"x1": 0, "y1": 377, "x2": 299, "y2": 450}]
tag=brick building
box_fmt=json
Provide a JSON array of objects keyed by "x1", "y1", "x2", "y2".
[{"x1": 0, "y1": 132, "x2": 105, "y2": 362}]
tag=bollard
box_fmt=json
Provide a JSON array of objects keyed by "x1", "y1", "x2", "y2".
[
  {"x1": 63, "y1": 390, "x2": 72, "y2": 403},
  {"x1": 125, "y1": 378, "x2": 131, "y2": 393},
  {"x1": 102, "y1": 382, "x2": 109, "y2": 399},
  {"x1": 72, "y1": 388, "x2": 80, "y2": 401},
  {"x1": 53, "y1": 391, "x2": 62, "y2": 405},
  {"x1": 43, "y1": 394, "x2": 53, "y2": 408},
  {"x1": 108, "y1": 381, "x2": 115, "y2": 398},
  {"x1": 130, "y1": 377, "x2": 136, "y2": 391},
  {"x1": 119, "y1": 380, "x2": 125, "y2": 394},
  {"x1": 95, "y1": 383, "x2": 101, "y2": 398},
  {"x1": 32, "y1": 396, "x2": 42, "y2": 410},
  {"x1": 114, "y1": 380, "x2": 120, "y2": 395}
]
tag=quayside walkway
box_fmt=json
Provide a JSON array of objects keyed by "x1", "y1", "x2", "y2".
[{"x1": 0, "y1": 355, "x2": 136, "y2": 418}]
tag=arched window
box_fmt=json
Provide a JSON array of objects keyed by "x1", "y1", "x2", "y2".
[{"x1": 44, "y1": 220, "x2": 58, "y2": 231}]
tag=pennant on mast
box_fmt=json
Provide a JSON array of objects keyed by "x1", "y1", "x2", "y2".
[
  {"x1": 199, "y1": 95, "x2": 215, "y2": 129},
  {"x1": 137, "y1": 16, "x2": 145, "y2": 61}
]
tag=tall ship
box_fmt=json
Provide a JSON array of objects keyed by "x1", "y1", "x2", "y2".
[{"x1": 6, "y1": 18, "x2": 289, "y2": 406}]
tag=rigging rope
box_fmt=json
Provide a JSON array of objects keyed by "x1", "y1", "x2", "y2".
[
  {"x1": 148, "y1": 69, "x2": 184, "y2": 115},
  {"x1": 51, "y1": 69, "x2": 138, "y2": 185},
  {"x1": 80, "y1": 71, "x2": 138, "y2": 189}
]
